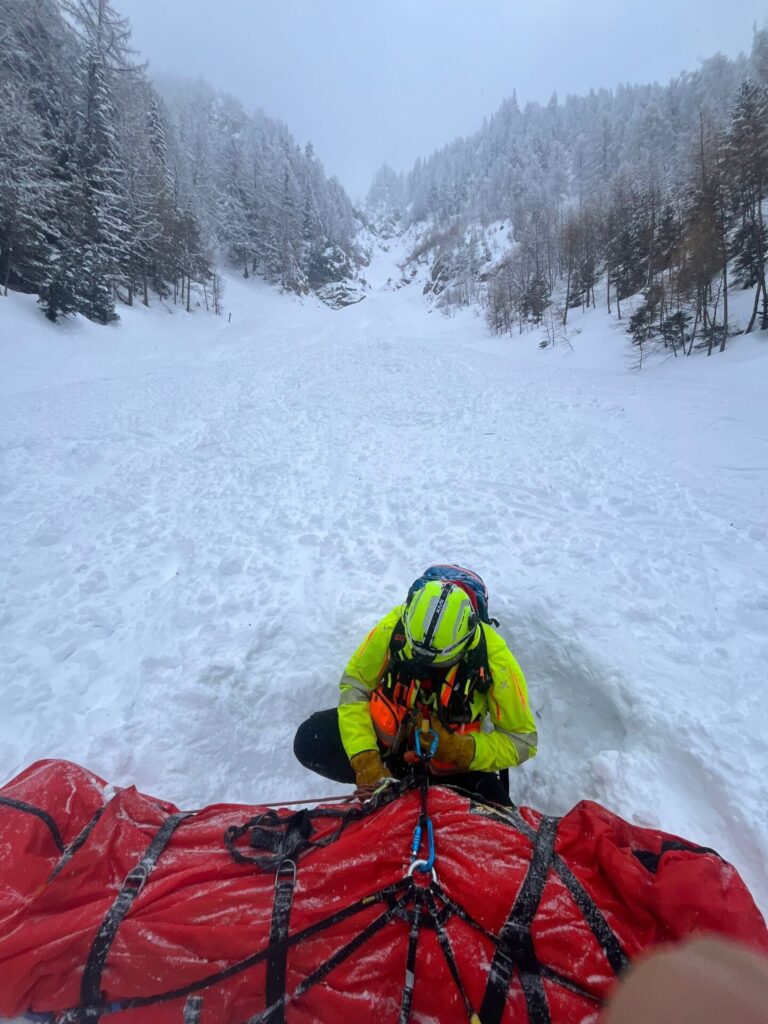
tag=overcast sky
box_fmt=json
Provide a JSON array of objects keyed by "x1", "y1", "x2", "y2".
[{"x1": 115, "y1": 0, "x2": 766, "y2": 201}]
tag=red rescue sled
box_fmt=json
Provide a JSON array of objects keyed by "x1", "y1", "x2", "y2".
[{"x1": 0, "y1": 759, "x2": 765, "y2": 1023}]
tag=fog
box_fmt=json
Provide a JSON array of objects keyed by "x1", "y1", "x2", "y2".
[{"x1": 115, "y1": 0, "x2": 766, "y2": 200}]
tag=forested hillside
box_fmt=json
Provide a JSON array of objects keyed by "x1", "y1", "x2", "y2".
[
  {"x1": 370, "y1": 30, "x2": 768, "y2": 357},
  {"x1": 5, "y1": 0, "x2": 767, "y2": 352},
  {"x1": 0, "y1": 0, "x2": 361, "y2": 324}
]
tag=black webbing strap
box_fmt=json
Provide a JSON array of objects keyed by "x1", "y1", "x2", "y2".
[
  {"x1": 54, "y1": 792, "x2": 627, "y2": 1023},
  {"x1": 47, "y1": 803, "x2": 110, "y2": 885},
  {"x1": 480, "y1": 814, "x2": 559, "y2": 1024},
  {"x1": 0, "y1": 795, "x2": 64, "y2": 852},
  {"x1": 182, "y1": 995, "x2": 203, "y2": 1023},
  {"x1": 279, "y1": 889, "x2": 411, "y2": 1004},
  {"x1": 225, "y1": 805, "x2": 362, "y2": 871},
  {"x1": 504, "y1": 807, "x2": 629, "y2": 977},
  {"x1": 248, "y1": 887, "x2": 412, "y2": 1024},
  {"x1": 399, "y1": 886, "x2": 424, "y2": 1024},
  {"x1": 551, "y1": 858, "x2": 628, "y2": 976},
  {"x1": 73, "y1": 879, "x2": 410, "y2": 1018},
  {"x1": 79, "y1": 812, "x2": 190, "y2": 1016},
  {"x1": 538, "y1": 965, "x2": 601, "y2": 1005},
  {"x1": 432, "y1": 881, "x2": 601, "y2": 1007},
  {"x1": 262, "y1": 860, "x2": 297, "y2": 1024},
  {"x1": 225, "y1": 810, "x2": 313, "y2": 868},
  {"x1": 434, "y1": 880, "x2": 498, "y2": 941},
  {"x1": 424, "y1": 887, "x2": 481, "y2": 1023}
]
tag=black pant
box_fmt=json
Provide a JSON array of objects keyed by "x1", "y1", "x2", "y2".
[{"x1": 293, "y1": 708, "x2": 512, "y2": 806}]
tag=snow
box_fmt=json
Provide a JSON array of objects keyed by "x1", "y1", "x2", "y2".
[{"x1": 1, "y1": 239, "x2": 767, "y2": 937}]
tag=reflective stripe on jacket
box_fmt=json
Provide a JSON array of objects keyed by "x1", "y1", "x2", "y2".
[{"x1": 338, "y1": 606, "x2": 538, "y2": 772}]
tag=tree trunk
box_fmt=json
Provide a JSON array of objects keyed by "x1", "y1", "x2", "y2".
[
  {"x1": 687, "y1": 308, "x2": 700, "y2": 356},
  {"x1": 698, "y1": 111, "x2": 708, "y2": 191},
  {"x1": 2, "y1": 244, "x2": 12, "y2": 297},
  {"x1": 746, "y1": 280, "x2": 762, "y2": 333},
  {"x1": 703, "y1": 288, "x2": 714, "y2": 357},
  {"x1": 3, "y1": 211, "x2": 17, "y2": 297},
  {"x1": 668, "y1": 304, "x2": 678, "y2": 358},
  {"x1": 758, "y1": 201, "x2": 768, "y2": 330},
  {"x1": 646, "y1": 201, "x2": 656, "y2": 293},
  {"x1": 186, "y1": 275, "x2": 191, "y2": 313},
  {"x1": 563, "y1": 260, "x2": 572, "y2": 326},
  {"x1": 606, "y1": 267, "x2": 611, "y2": 314},
  {"x1": 670, "y1": 318, "x2": 679, "y2": 358},
  {"x1": 720, "y1": 262, "x2": 728, "y2": 352}
]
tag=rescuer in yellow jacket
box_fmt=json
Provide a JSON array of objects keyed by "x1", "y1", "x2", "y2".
[{"x1": 294, "y1": 569, "x2": 537, "y2": 806}]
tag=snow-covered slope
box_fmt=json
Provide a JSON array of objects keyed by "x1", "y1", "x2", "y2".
[{"x1": 1, "y1": 243, "x2": 767, "y2": 919}]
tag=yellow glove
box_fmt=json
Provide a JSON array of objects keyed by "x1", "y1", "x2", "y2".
[
  {"x1": 429, "y1": 716, "x2": 475, "y2": 772},
  {"x1": 349, "y1": 749, "x2": 393, "y2": 789}
]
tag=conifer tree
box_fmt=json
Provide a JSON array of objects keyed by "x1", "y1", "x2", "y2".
[
  {"x1": 727, "y1": 79, "x2": 768, "y2": 332},
  {"x1": 0, "y1": 84, "x2": 57, "y2": 296},
  {"x1": 72, "y1": 44, "x2": 126, "y2": 321}
]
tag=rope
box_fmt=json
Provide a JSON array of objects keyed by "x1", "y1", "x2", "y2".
[{"x1": 257, "y1": 794, "x2": 357, "y2": 807}]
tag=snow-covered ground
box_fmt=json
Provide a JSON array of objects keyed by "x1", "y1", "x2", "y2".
[{"x1": 1, "y1": 240, "x2": 767, "y2": 925}]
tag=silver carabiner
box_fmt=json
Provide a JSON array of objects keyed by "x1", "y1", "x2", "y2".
[{"x1": 407, "y1": 859, "x2": 437, "y2": 883}]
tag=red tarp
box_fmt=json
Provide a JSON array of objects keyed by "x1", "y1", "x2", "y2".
[{"x1": 0, "y1": 759, "x2": 765, "y2": 1023}]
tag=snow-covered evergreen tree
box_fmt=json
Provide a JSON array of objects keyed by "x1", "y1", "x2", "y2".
[
  {"x1": 727, "y1": 79, "x2": 768, "y2": 332},
  {"x1": 0, "y1": 82, "x2": 57, "y2": 296},
  {"x1": 391, "y1": 31, "x2": 768, "y2": 356},
  {"x1": 0, "y1": 0, "x2": 361, "y2": 322}
]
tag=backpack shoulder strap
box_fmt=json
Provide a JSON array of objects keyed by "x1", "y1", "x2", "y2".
[
  {"x1": 389, "y1": 617, "x2": 407, "y2": 658},
  {"x1": 437, "y1": 627, "x2": 493, "y2": 725},
  {"x1": 466, "y1": 625, "x2": 492, "y2": 694}
]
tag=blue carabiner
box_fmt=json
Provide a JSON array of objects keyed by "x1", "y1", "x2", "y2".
[
  {"x1": 410, "y1": 822, "x2": 423, "y2": 862},
  {"x1": 410, "y1": 815, "x2": 435, "y2": 872},
  {"x1": 414, "y1": 728, "x2": 438, "y2": 759},
  {"x1": 422, "y1": 816, "x2": 435, "y2": 871}
]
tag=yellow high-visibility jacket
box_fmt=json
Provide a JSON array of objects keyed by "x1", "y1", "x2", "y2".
[{"x1": 338, "y1": 607, "x2": 538, "y2": 772}]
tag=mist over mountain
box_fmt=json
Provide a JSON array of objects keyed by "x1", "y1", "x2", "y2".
[
  {"x1": 0, "y1": 0, "x2": 363, "y2": 324},
  {"x1": 2, "y1": 0, "x2": 767, "y2": 358},
  {"x1": 367, "y1": 30, "x2": 768, "y2": 357}
]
